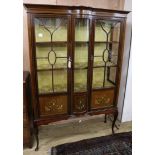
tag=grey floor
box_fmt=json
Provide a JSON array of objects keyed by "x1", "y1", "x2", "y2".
[{"x1": 23, "y1": 114, "x2": 132, "y2": 155}]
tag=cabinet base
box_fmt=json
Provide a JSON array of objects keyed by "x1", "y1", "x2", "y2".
[{"x1": 33, "y1": 108, "x2": 118, "y2": 151}]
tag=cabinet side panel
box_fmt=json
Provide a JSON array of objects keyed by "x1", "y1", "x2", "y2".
[
  {"x1": 114, "y1": 20, "x2": 127, "y2": 106},
  {"x1": 27, "y1": 13, "x2": 39, "y2": 119}
]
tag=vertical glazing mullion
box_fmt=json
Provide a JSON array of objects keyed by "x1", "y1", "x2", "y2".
[
  {"x1": 99, "y1": 21, "x2": 114, "y2": 87},
  {"x1": 51, "y1": 65, "x2": 54, "y2": 92},
  {"x1": 104, "y1": 31, "x2": 109, "y2": 86},
  {"x1": 103, "y1": 64, "x2": 106, "y2": 86},
  {"x1": 103, "y1": 25, "x2": 108, "y2": 87}
]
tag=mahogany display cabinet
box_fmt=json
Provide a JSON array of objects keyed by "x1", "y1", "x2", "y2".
[{"x1": 24, "y1": 4, "x2": 129, "y2": 150}]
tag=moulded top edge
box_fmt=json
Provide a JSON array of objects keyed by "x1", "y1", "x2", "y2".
[{"x1": 23, "y1": 3, "x2": 130, "y2": 15}]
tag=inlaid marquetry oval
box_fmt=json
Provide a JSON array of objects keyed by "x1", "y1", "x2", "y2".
[
  {"x1": 48, "y1": 50, "x2": 56, "y2": 65},
  {"x1": 103, "y1": 49, "x2": 109, "y2": 62}
]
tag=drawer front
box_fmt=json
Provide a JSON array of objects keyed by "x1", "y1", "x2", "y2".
[
  {"x1": 91, "y1": 89, "x2": 115, "y2": 109},
  {"x1": 73, "y1": 93, "x2": 87, "y2": 113},
  {"x1": 39, "y1": 95, "x2": 68, "y2": 117}
]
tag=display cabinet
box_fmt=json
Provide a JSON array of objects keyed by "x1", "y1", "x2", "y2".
[{"x1": 24, "y1": 4, "x2": 129, "y2": 150}]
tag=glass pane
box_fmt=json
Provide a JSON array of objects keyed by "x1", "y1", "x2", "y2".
[
  {"x1": 94, "y1": 43, "x2": 107, "y2": 56},
  {"x1": 36, "y1": 46, "x2": 51, "y2": 70},
  {"x1": 105, "y1": 67, "x2": 115, "y2": 87},
  {"x1": 94, "y1": 43, "x2": 108, "y2": 67},
  {"x1": 37, "y1": 59, "x2": 51, "y2": 70},
  {"x1": 108, "y1": 67, "x2": 117, "y2": 84},
  {"x1": 37, "y1": 70, "x2": 67, "y2": 93},
  {"x1": 93, "y1": 68, "x2": 104, "y2": 88},
  {"x1": 92, "y1": 67, "x2": 115, "y2": 89},
  {"x1": 95, "y1": 21, "x2": 111, "y2": 42},
  {"x1": 34, "y1": 18, "x2": 67, "y2": 42},
  {"x1": 34, "y1": 17, "x2": 68, "y2": 94},
  {"x1": 36, "y1": 44, "x2": 67, "y2": 70},
  {"x1": 53, "y1": 70, "x2": 67, "y2": 92},
  {"x1": 74, "y1": 69, "x2": 87, "y2": 92},
  {"x1": 95, "y1": 20, "x2": 120, "y2": 42},
  {"x1": 112, "y1": 23, "x2": 120, "y2": 42},
  {"x1": 74, "y1": 43, "x2": 88, "y2": 68},
  {"x1": 75, "y1": 19, "x2": 89, "y2": 41},
  {"x1": 93, "y1": 57, "x2": 105, "y2": 67},
  {"x1": 92, "y1": 20, "x2": 120, "y2": 89},
  {"x1": 38, "y1": 71, "x2": 52, "y2": 93},
  {"x1": 111, "y1": 43, "x2": 119, "y2": 55},
  {"x1": 74, "y1": 19, "x2": 89, "y2": 92}
]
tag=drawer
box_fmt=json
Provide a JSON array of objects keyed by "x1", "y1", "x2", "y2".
[
  {"x1": 91, "y1": 89, "x2": 115, "y2": 109},
  {"x1": 73, "y1": 93, "x2": 87, "y2": 114},
  {"x1": 39, "y1": 95, "x2": 68, "y2": 117}
]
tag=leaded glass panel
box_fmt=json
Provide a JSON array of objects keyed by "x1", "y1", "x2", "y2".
[
  {"x1": 92, "y1": 20, "x2": 120, "y2": 89},
  {"x1": 34, "y1": 17, "x2": 68, "y2": 94}
]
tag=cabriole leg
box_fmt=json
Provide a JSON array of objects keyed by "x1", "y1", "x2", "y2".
[
  {"x1": 112, "y1": 111, "x2": 118, "y2": 134},
  {"x1": 104, "y1": 114, "x2": 107, "y2": 123},
  {"x1": 34, "y1": 124, "x2": 39, "y2": 151}
]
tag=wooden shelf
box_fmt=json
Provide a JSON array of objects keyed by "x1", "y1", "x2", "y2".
[
  {"x1": 93, "y1": 65, "x2": 117, "y2": 68},
  {"x1": 35, "y1": 41, "x2": 119, "y2": 46},
  {"x1": 37, "y1": 68, "x2": 67, "y2": 72},
  {"x1": 75, "y1": 41, "x2": 89, "y2": 43},
  {"x1": 94, "y1": 41, "x2": 119, "y2": 44},
  {"x1": 36, "y1": 41, "x2": 89, "y2": 45},
  {"x1": 92, "y1": 83, "x2": 116, "y2": 90},
  {"x1": 74, "y1": 67, "x2": 88, "y2": 70},
  {"x1": 39, "y1": 91, "x2": 67, "y2": 96},
  {"x1": 36, "y1": 56, "x2": 67, "y2": 59},
  {"x1": 37, "y1": 65, "x2": 117, "y2": 71},
  {"x1": 93, "y1": 61, "x2": 117, "y2": 68},
  {"x1": 38, "y1": 84, "x2": 116, "y2": 95},
  {"x1": 36, "y1": 41, "x2": 67, "y2": 46},
  {"x1": 92, "y1": 85, "x2": 116, "y2": 91},
  {"x1": 37, "y1": 67, "x2": 89, "y2": 71}
]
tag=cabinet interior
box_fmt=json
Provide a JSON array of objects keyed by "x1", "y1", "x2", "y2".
[{"x1": 34, "y1": 18, "x2": 120, "y2": 94}]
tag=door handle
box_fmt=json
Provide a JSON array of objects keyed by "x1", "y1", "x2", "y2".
[
  {"x1": 68, "y1": 57, "x2": 72, "y2": 68},
  {"x1": 91, "y1": 55, "x2": 94, "y2": 61}
]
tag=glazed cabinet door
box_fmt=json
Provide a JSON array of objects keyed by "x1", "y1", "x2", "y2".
[
  {"x1": 91, "y1": 18, "x2": 121, "y2": 110},
  {"x1": 72, "y1": 16, "x2": 91, "y2": 114},
  {"x1": 33, "y1": 15, "x2": 71, "y2": 117}
]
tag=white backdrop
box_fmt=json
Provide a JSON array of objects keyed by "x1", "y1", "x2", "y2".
[{"x1": 117, "y1": 0, "x2": 132, "y2": 122}]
